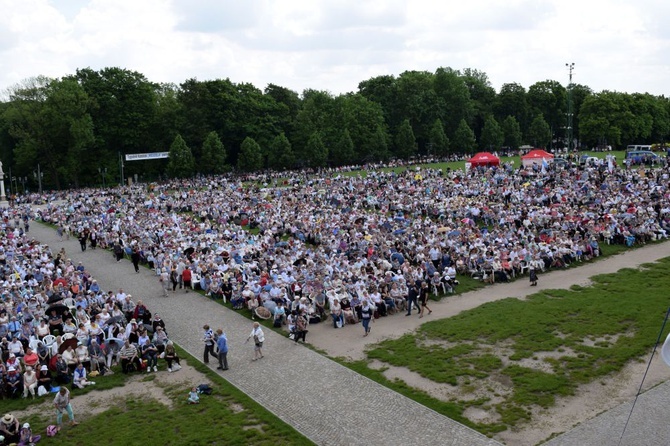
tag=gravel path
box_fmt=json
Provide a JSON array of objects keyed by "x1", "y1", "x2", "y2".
[{"x1": 30, "y1": 221, "x2": 500, "y2": 446}]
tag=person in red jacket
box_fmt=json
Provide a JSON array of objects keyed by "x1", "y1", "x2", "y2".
[{"x1": 182, "y1": 266, "x2": 192, "y2": 291}]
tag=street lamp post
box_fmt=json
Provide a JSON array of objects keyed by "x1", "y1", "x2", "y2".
[
  {"x1": 565, "y1": 63, "x2": 575, "y2": 152},
  {"x1": 33, "y1": 164, "x2": 43, "y2": 194}
]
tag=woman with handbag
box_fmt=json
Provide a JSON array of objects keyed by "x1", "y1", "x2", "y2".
[{"x1": 246, "y1": 322, "x2": 265, "y2": 361}]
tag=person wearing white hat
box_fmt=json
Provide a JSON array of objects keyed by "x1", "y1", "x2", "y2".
[{"x1": 19, "y1": 420, "x2": 41, "y2": 444}]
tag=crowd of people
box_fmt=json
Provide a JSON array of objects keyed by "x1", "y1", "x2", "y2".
[
  {"x1": 8, "y1": 159, "x2": 665, "y2": 340},
  {"x1": 0, "y1": 155, "x2": 669, "y2": 437},
  {"x1": 0, "y1": 217, "x2": 182, "y2": 413}
]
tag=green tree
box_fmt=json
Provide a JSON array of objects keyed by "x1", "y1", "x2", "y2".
[
  {"x1": 433, "y1": 67, "x2": 473, "y2": 137},
  {"x1": 394, "y1": 119, "x2": 417, "y2": 159},
  {"x1": 200, "y1": 131, "x2": 227, "y2": 174},
  {"x1": 335, "y1": 93, "x2": 388, "y2": 162},
  {"x1": 495, "y1": 83, "x2": 530, "y2": 135},
  {"x1": 461, "y1": 68, "x2": 496, "y2": 142},
  {"x1": 501, "y1": 116, "x2": 522, "y2": 150},
  {"x1": 527, "y1": 80, "x2": 567, "y2": 143},
  {"x1": 452, "y1": 119, "x2": 477, "y2": 153},
  {"x1": 331, "y1": 129, "x2": 354, "y2": 166},
  {"x1": 527, "y1": 114, "x2": 552, "y2": 148},
  {"x1": 479, "y1": 116, "x2": 504, "y2": 151},
  {"x1": 269, "y1": 132, "x2": 295, "y2": 170},
  {"x1": 74, "y1": 67, "x2": 158, "y2": 180},
  {"x1": 167, "y1": 134, "x2": 195, "y2": 178},
  {"x1": 237, "y1": 136, "x2": 263, "y2": 171},
  {"x1": 305, "y1": 131, "x2": 328, "y2": 168},
  {"x1": 369, "y1": 125, "x2": 390, "y2": 161},
  {"x1": 428, "y1": 119, "x2": 449, "y2": 156},
  {"x1": 6, "y1": 76, "x2": 94, "y2": 189}
]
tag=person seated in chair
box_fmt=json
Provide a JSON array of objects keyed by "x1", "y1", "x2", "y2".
[
  {"x1": 54, "y1": 353, "x2": 70, "y2": 384},
  {"x1": 141, "y1": 340, "x2": 159, "y2": 373},
  {"x1": 119, "y1": 340, "x2": 141, "y2": 374},
  {"x1": 273, "y1": 302, "x2": 286, "y2": 327},
  {"x1": 88, "y1": 339, "x2": 108, "y2": 374},
  {"x1": 5, "y1": 367, "x2": 23, "y2": 398},
  {"x1": 37, "y1": 364, "x2": 53, "y2": 392}
]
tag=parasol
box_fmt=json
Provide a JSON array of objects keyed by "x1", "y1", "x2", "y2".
[
  {"x1": 46, "y1": 303, "x2": 68, "y2": 315},
  {"x1": 255, "y1": 307, "x2": 272, "y2": 320},
  {"x1": 58, "y1": 337, "x2": 78, "y2": 354}
]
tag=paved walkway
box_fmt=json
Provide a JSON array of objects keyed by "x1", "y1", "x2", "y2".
[{"x1": 30, "y1": 222, "x2": 500, "y2": 446}]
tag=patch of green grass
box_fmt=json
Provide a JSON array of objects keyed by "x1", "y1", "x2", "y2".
[
  {"x1": 19, "y1": 347, "x2": 313, "y2": 446},
  {"x1": 360, "y1": 256, "x2": 670, "y2": 434}
]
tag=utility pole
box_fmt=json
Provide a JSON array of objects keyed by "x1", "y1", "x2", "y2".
[
  {"x1": 34, "y1": 163, "x2": 43, "y2": 194},
  {"x1": 119, "y1": 152, "x2": 125, "y2": 186},
  {"x1": 566, "y1": 63, "x2": 575, "y2": 152}
]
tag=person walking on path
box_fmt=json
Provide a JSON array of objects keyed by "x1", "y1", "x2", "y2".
[
  {"x1": 160, "y1": 269, "x2": 170, "y2": 297},
  {"x1": 360, "y1": 300, "x2": 373, "y2": 336},
  {"x1": 216, "y1": 329, "x2": 229, "y2": 370},
  {"x1": 246, "y1": 322, "x2": 265, "y2": 361},
  {"x1": 405, "y1": 281, "x2": 420, "y2": 316},
  {"x1": 418, "y1": 281, "x2": 433, "y2": 318},
  {"x1": 54, "y1": 387, "x2": 79, "y2": 430},
  {"x1": 529, "y1": 268, "x2": 538, "y2": 286},
  {"x1": 293, "y1": 311, "x2": 308, "y2": 343},
  {"x1": 202, "y1": 325, "x2": 215, "y2": 364},
  {"x1": 131, "y1": 248, "x2": 141, "y2": 273}
]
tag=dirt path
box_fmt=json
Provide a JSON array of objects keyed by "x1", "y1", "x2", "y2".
[{"x1": 304, "y1": 241, "x2": 670, "y2": 445}]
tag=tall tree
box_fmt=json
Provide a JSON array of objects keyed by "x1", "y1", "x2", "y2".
[
  {"x1": 237, "y1": 136, "x2": 263, "y2": 171},
  {"x1": 461, "y1": 68, "x2": 496, "y2": 140},
  {"x1": 495, "y1": 83, "x2": 530, "y2": 136},
  {"x1": 394, "y1": 119, "x2": 417, "y2": 159},
  {"x1": 527, "y1": 80, "x2": 567, "y2": 142},
  {"x1": 269, "y1": 132, "x2": 295, "y2": 170},
  {"x1": 305, "y1": 131, "x2": 328, "y2": 168},
  {"x1": 428, "y1": 119, "x2": 450, "y2": 156},
  {"x1": 331, "y1": 128, "x2": 354, "y2": 166},
  {"x1": 167, "y1": 134, "x2": 195, "y2": 178},
  {"x1": 200, "y1": 131, "x2": 227, "y2": 174},
  {"x1": 479, "y1": 116, "x2": 504, "y2": 151},
  {"x1": 527, "y1": 114, "x2": 552, "y2": 148},
  {"x1": 501, "y1": 116, "x2": 522, "y2": 150},
  {"x1": 452, "y1": 119, "x2": 477, "y2": 153},
  {"x1": 433, "y1": 67, "x2": 473, "y2": 137}
]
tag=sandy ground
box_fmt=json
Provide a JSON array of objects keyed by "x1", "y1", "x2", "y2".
[
  {"x1": 303, "y1": 241, "x2": 670, "y2": 445},
  {"x1": 9, "y1": 241, "x2": 670, "y2": 446},
  {"x1": 10, "y1": 360, "x2": 209, "y2": 427}
]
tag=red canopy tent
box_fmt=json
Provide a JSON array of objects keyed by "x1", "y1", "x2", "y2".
[
  {"x1": 521, "y1": 149, "x2": 554, "y2": 167},
  {"x1": 467, "y1": 152, "x2": 500, "y2": 168}
]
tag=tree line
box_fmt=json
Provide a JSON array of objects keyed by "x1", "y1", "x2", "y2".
[{"x1": 0, "y1": 66, "x2": 668, "y2": 189}]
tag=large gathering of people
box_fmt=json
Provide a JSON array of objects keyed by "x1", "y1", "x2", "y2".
[
  {"x1": 0, "y1": 221, "x2": 179, "y2": 403},
  {"x1": 2, "y1": 157, "x2": 670, "y2": 401}
]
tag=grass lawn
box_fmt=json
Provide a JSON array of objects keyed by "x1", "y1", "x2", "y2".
[
  {"x1": 16, "y1": 346, "x2": 314, "y2": 446},
  {"x1": 357, "y1": 256, "x2": 670, "y2": 435}
]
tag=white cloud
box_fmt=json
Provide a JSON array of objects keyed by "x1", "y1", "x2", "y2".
[{"x1": 0, "y1": 0, "x2": 668, "y2": 96}]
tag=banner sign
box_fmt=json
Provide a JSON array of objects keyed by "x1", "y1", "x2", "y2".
[{"x1": 125, "y1": 152, "x2": 169, "y2": 161}]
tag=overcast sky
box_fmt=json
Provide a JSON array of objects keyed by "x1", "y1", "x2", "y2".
[{"x1": 1, "y1": 0, "x2": 669, "y2": 97}]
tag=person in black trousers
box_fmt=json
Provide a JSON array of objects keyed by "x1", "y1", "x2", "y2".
[
  {"x1": 405, "y1": 281, "x2": 420, "y2": 316},
  {"x1": 131, "y1": 248, "x2": 141, "y2": 273},
  {"x1": 202, "y1": 325, "x2": 215, "y2": 364}
]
